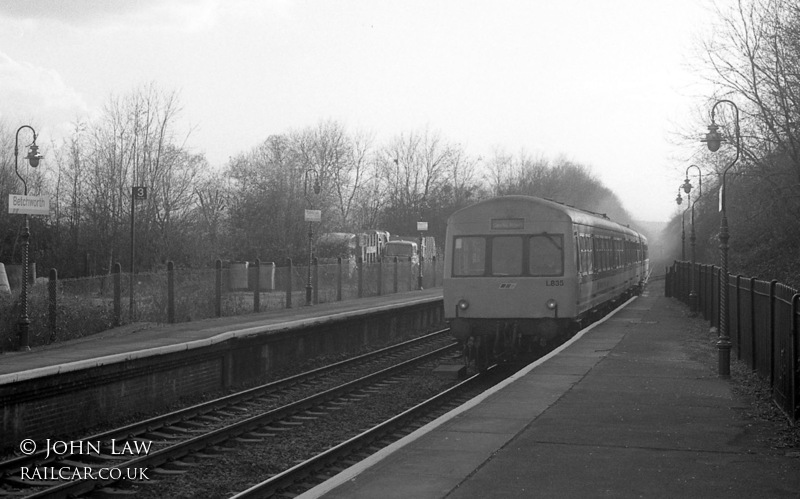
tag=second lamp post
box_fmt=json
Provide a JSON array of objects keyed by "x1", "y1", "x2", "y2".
[
  {"x1": 703, "y1": 99, "x2": 740, "y2": 377},
  {"x1": 683, "y1": 165, "x2": 702, "y2": 314}
]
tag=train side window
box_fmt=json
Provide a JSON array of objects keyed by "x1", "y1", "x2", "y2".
[
  {"x1": 452, "y1": 236, "x2": 486, "y2": 276},
  {"x1": 491, "y1": 236, "x2": 523, "y2": 276},
  {"x1": 601, "y1": 238, "x2": 606, "y2": 271},
  {"x1": 581, "y1": 234, "x2": 592, "y2": 274},
  {"x1": 529, "y1": 234, "x2": 563, "y2": 276}
]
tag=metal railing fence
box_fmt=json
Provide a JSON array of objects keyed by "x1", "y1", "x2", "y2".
[{"x1": 666, "y1": 261, "x2": 799, "y2": 422}]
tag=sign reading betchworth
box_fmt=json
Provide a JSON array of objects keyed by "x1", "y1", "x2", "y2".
[{"x1": 8, "y1": 194, "x2": 50, "y2": 216}]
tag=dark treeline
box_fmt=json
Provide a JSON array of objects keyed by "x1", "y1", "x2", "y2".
[
  {"x1": 1, "y1": 91, "x2": 635, "y2": 280},
  {"x1": 665, "y1": 0, "x2": 800, "y2": 289}
]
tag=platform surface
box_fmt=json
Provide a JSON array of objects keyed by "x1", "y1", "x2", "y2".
[
  {"x1": 0, "y1": 289, "x2": 442, "y2": 383},
  {"x1": 303, "y1": 281, "x2": 800, "y2": 498}
]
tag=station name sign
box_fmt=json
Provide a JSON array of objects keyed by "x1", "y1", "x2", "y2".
[
  {"x1": 304, "y1": 209, "x2": 321, "y2": 222},
  {"x1": 9, "y1": 194, "x2": 50, "y2": 216}
]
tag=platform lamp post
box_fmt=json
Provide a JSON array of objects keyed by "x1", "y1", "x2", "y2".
[
  {"x1": 683, "y1": 165, "x2": 703, "y2": 315},
  {"x1": 417, "y1": 221, "x2": 428, "y2": 290},
  {"x1": 702, "y1": 99, "x2": 740, "y2": 378},
  {"x1": 675, "y1": 187, "x2": 687, "y2": 261},
  {"x1": 304, "y1": 169, "x2": 321, "y2": 306},
  {"x1": 13, "y1": 125, "x2": 43, "y2": 351}
]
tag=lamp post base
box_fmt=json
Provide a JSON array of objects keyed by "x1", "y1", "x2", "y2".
[
  {"x1": 717, "y1": 337, "x2": 732, "y2": 378},
  {"x1": 17, "y1": 318, "x2": 30, "y2": 351}
]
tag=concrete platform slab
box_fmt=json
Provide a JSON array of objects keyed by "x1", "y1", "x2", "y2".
[{"x1": 303, "y1": 282, "x2": 800, "y2": 499}]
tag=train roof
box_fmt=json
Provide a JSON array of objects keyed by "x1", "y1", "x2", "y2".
[{"x1": 449, "y1": 195, "x2": 646, "y2": 241}]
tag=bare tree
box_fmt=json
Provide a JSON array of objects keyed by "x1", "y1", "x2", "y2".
[
  {"x1": 380, "y1": 127, "x2": 456, "y2": 234},
  {"x1": 701, "y1": 0, "x2": 800, "y2": 182},
  {"x1": 46, "y1": 83, "x2": 202, "y2": 273}
]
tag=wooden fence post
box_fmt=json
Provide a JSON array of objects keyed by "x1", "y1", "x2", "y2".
[
  {"x1": 377, "y1": 257, "x2": 383, "y2": 296},
  {"x1": 336, "y1": 257, "x2": 343, "y2": 301},
  {"x1": 393, "y1": 257, "x2": 399, "y2": 293},
  {"x1": 215, "y1": 259, "x2": 222, "y2": 317},
  {"x1": 48, "y1": 268, "x2": 57, "y2": 342},
  {"x1": 253, "y1": 258, "x2": 261, "y2": 313},
  {"x1": 357, "y1": 257, "x2": 364, "y2": 298},
  {"x1": 167, "y1": 261, "x2": 175, "y2": 323},
  {"x1": 253, "y1": 259, "x2": 261, "y2": 313},
  {"x1": 113, "y1": 263, "x2": 121, "y2": 327},
  {"x1": 418, "y1": 255, "x2": 425, "y2": 290},
  {"x1": 286, "y1": 258, "x2": 293, "y2": 308}
]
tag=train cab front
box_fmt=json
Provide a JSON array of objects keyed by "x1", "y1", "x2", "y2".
[{"x1": 444, "y1": 276, "x2": 578, "y2": 368}]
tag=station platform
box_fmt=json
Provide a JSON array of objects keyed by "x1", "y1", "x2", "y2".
[
  {"x1": 0, "y1": 289, "x2": 442, "y2": 384},
  {"x1": 302, "y1": 281, "x2": 800, "y2": 498}
]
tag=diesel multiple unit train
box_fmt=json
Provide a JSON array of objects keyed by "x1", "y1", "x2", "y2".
[{"x1": 444, "y1": 195, "x2": 649, "y2": 367}]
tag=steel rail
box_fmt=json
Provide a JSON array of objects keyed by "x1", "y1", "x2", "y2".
[
  {"x1": 0, "y1": 328, "x2": 451, "y2": 474},
  {"x1": 231, "y1": 364, "x2": 500, "y2": 498},
  {"x1": 18, "y1": 341, "x2": 459, "y2": 498}
]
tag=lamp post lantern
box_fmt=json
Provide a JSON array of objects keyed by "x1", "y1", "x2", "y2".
[
  {"x1": 304, "y1": 169, "x2": 321, "y2": 306},
  {"x1": 703, "y1": 99, "x2": 740, "y2": 377},
  {"x1": 13, "y1": 125, "x2": 43, "y2": 351},
  {"x1": 684, "y1": 165, "x2": 703, "y2": 314}
]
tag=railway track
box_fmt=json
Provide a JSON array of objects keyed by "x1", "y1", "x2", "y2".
[
  {"x1": 231, "y1": 363, "x2": 511, "y2": 499},
  {"x1": 0, "y1": 330, "x2": 458, "y2": 498}
]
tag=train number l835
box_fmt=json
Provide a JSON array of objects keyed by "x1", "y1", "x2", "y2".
[{"x1": 546, "y1": 279, "x2": 564, "y2": 287}]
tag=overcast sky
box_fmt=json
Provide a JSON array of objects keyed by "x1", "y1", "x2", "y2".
[{"x1": 0, "y1": 0, "x2": 719, "y2": 222}]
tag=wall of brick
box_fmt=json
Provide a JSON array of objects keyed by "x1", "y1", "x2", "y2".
[{"x1": 0, "y1": 299, "x2": 443, "y2": 451}]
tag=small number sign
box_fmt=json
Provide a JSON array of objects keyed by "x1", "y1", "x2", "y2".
[{"x1": 133, "y1": 186, "x2": 147, "y2": 200}]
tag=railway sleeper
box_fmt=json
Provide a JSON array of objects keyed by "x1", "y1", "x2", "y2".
[
  {"x1": 261, "y1": 424, "x2": 293, "y2": 431},
  {"x1": 225, "y1": 405, "x2": 252, "y2": 413},
  {"x1": 91, "y1": 486, "x2": 139, "y2": 498},
  {"x1": 210, "y1": 410, "x2": 241, "y2": 418},
  {"x1": 142, "y1": 431, "x2": 183, "y2": 440},
  {"x1": 207, "y1": 445, "x2": 237, "y2": 453},
  {"x1": 158, "y1": 460, "x2": 198, "y2": 470},
  {"x1": 291, "y1": 415, "x2": 319, "y2": 421},
  {"x1": 67, "y1": 451, "x2": 113, "y2": 463},
  {"x1": 161, "y1": 425, "x2": 192, "y2": 434},
  {"x1": 235, "y1": 436, "x2": 266, "y2": 444},
  {"x1": 177, "y1": 420, "x2": 212, "y2": 429},
  {"x1": 245, "y1": 431, "x2": 277, "y2": 438},
  {"x1": 151, "y1": 467, "x2": 188, "y2": 475},
  {"x1": 195, "y1": 414, "x2": 223, "y2": 423},
  {"x1": 348, "y1": 392, "x2": 372, "y2": 398}
]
